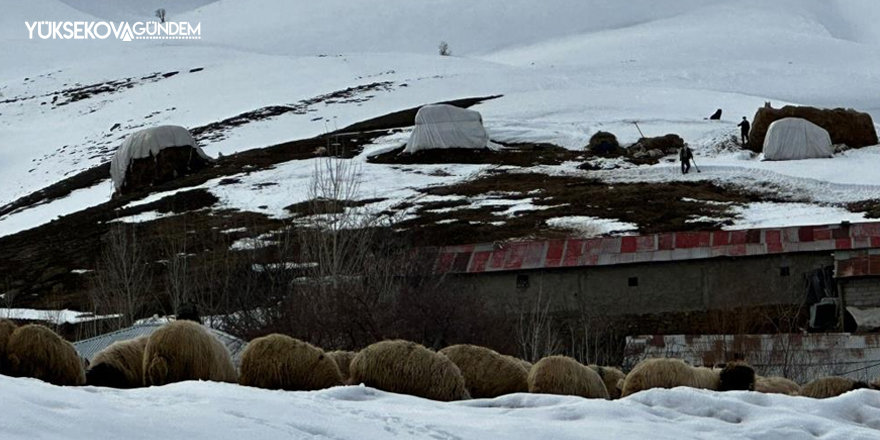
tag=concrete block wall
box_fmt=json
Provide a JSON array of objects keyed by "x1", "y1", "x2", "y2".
[{"x1": 843, "y1": 278, "x2": 880, "y2": 307}]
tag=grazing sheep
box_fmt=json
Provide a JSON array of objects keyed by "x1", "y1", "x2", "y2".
[
  {"x1": 143, "y1": 320, "x2": 237, "y2": 386},
  {"x1": 439, "y1": 344, "x2": 529, "y2": 398},
  {"x1": 326, "y1": 350, "x2": 357, "y2": 383},
  {"x1": 5, "y1": 324, "x2": 85, "y2": 386},
  {"x1": 349, "y1": 340, "x2": 470, "y2": 401},
  {"x1": 513, "y1": 357, "x2": 533, "y2": 372},
  {"x1": 621, "y1": 358, "x2": 756, "y2": 397},
  {"x1": 86, "y1": 336, "x2": 149, "y2": 388},
  {"x1": 0, "y1": 319, "x2": 17, "y2": 370},
  {"x1": 801, "y1": 376, "x2": 872, "y2": 399},
  {"x1": 528, "y1": 356, "x2": 609, "y2": 399},
  {"x1": 718, "y1": 362, "x2": 756, "y2": 391},
  {"x1": 239, "y1": 334, "x2": 343, "y2": 391},
  {"x1": 589, "y1": 365, "x2": 626, "y2": 399},
  {"x1": 755, "y1": 376, "x2": 801, "y2": 395}
]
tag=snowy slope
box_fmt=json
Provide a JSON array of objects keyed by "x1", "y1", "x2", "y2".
[
  {"x1": 2, "y1": 375, "x2": 880, "y2": 440},
  {"x1": 2, "y1": 0, "x2": 880, "y2": 238}
]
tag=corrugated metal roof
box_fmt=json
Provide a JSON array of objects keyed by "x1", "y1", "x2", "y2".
[
  {"x1": 74, "y1": 317, "x2": 246, "y2": 367},
  {"x1": 435, "y1": 221, "x2": 880, "y2": 274}
]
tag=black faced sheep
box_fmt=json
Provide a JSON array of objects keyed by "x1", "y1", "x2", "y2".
[
  {"x1": 528, "y1": 356, "x2": 609, "y2": 399},
  {"x1": 239, "y1": 334, "x2": 343, "y2": 391},
  {"x1": 86, "y1": 336, "x2": 148, "y2": 388},
  {"x1": 621, "y1": 358, "x2": 755, "y2": 397},
  {"x1": 143, "y1": 320, "x2": 237, "y2": 386},
  {"x1": 439, "y1": 344, "x2": 529, "y2": 398},
  {"x1": 349, "y1": 340, "x2": 470, "y2": 401},
  {"x1": 5, "y1": 324, "x2": 85, "y2": 386},
  {"x1": 801, "y1": 376, "x2": 873, "y2": 399}
]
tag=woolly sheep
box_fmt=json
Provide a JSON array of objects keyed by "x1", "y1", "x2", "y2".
[
  {"x1": 143, "y1": 320, "x2": 237, "y2": 386},
  {"x1": 754, "y1": 376, "x2": 800, "y2": 396},
  {"x1": 528, "y1": 356, "x2": 609, "y2": 399},
  {"x1": 621, "y1": 358, "x2": 755, "y2": 397},
  {"x1": 239, "y1": 334, "x2": 343, "y2": 391},
  {"x1": 801, "y1": 376, "x2": 872, "y2": 399},
  {"x1": 5, "y1": 324, "x2": 85, "y2": 386},
  {"x1": 349, "y1": 340, "x2": 470, "y2": 401},
  {"x1": 439, "y1": 344, "x2": 529, "y2": 398},
  {"x1": 326, "y1": 350, "x2": 357, "y2": 384},
  {"x1": 0, "y1": 318, "x2": 17, "y2": 371},
  {"x1": 589, "y1": 365, "x2": 626, "y2": 399},
  {"x1": 86, "y1": 336, "x2": 149, "y2": 388}
]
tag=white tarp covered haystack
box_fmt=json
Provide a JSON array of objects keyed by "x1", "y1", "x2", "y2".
[
  {"x1": 404, "y1": 104, "x2": 490, "y2": 153},
  {"x1": 762, "y1": 117, "x2": 833, "y2": 161},
  {"x1": 110, "y1": 125, "x2": 211, "y2": 192}
]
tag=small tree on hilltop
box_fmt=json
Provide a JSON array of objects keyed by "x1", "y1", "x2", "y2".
[
  {"x1": 155, "y1": 8, "x2": 167, "y2": 23},
  {"x1": 438, "y1": 41, "x2": 451, "y2": 57}
]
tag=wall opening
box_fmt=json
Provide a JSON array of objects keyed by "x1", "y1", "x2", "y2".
[
  {"x1": 628, "y1": 276, "x2": 639, "y2": 287},
  {"x1": 516, "y1": 274, "x2": 530, "y2": 289}
]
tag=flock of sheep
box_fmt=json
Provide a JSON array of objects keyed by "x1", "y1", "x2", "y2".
[{"x1": 0, "y1": 318, "x2": 877, "y2": 402}]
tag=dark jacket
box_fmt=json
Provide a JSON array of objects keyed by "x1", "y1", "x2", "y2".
[
  {"x1": 738, "y1": 120, "x2": 751, "y2": 133},
  {"x1": 679, "y1": 147, "x2": 693, "y2": 162}
]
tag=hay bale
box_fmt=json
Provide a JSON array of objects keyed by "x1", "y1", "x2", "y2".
[
  {"x1": 326, "y1": 350, "x2": 357, "y2": 383},
  {"x1": 528, "y1": 356, "x2": 609, "y2": 399},
  {"x1": 755, "y1": 376, "x2": 800, "y2": 395},
  {"x1": 86, "y1": 336, "x2": 148, "y2": 388},
  {"x1": 5, "y1": 324, "x2": 85, "y2": 386},
  {"x1": 439, "y1": 344, "x2": 529, "y2": 398},
  {"x1": 588, "y1": 131, "x2": 620, "y2": 155},
  {"x1": 143, "y1": 320, "x2": 237, "y2": 386},
  {"x1": 801, "y1": 376, "x2": 871, "y2": 399},
  {"x1": 349, "y1": 340, "x2": 470, "y2": 401},
  {"x1": 239, "y1": 334, "x2": 343, "y2": 391},
  {"x1": 749, "y1": 105, "x2": 878, "y2": 153},
  {"x1": 588, "y1": 365, "x2": 626, "y2": 399},
  {"x1": 0, "y1": 318, "x2": 17, "y2": 371},
  {"x1": 632, "y1": 134, "x2": 685, "y2": 156}
]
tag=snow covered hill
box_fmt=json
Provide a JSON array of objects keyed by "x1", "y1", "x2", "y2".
[{"x1": 2, "y1": 375, "x2": 879, "y2": 440}]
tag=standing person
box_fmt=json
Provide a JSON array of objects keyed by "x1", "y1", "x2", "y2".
[
  {"x1": 738, "y1": 117, "x2": 751, "y2": 145},
  {"x1": 680, "y1": 145, "x2": 693, "y2": 174}
]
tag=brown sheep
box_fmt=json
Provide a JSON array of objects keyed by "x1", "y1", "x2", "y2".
[
  {"x1": 528, "y1": 356, "x2": 609, "y2": 399},
  {"x1": 0, "y1": 318, "x2": 17, "y2": 371},
  {"x1": 239, "y1": 334, "x2": 343, "y2": 391},
  {"x1": 801, "y1": 376, "x2": 873, "y2": 399},
  {"x1": 349, "y1": 340, "x2": 470, "y2": 401},
  {"x1": 508, "y1": 356, "x2": 533, "y2": 372},
  {"x1": 86, "y1": 336, "x2": 148, "y2": 388},
  {"x1": 622, "y1": 359, "x2": 758, "y2": 397},
  {"x1": 326, "y1": 350, "x2": 357, "y2": 384},
  {"x1": 439, "y1": 344, "x2": 529, "y2": 398},
  {"x1": 143, "y1": 320, "x2": 237, "y2": 386},
  {"x1": 5, "y1": 324, "x2": 85, "y2": 386},
  {"x1": 589, "y1": 365, "x2": 626, "y2": 399},
  {"x1": 755, "y1": 376, "x2": 801, "y2": 396}
]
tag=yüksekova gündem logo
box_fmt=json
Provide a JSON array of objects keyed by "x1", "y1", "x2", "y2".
[{"x1": 25, "y1": 21, "x2": 201, "y2": 42}]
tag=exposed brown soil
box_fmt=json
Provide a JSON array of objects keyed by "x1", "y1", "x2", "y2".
[
  {"x1": 397, "y1": 173, "x2": 774, "y2": 246},
  {"x1": 368, "y1": 142, "x2": 581, "y2": 167}
]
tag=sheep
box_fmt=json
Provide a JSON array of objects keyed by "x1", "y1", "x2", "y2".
[
  {"x1": 143, "y1": 320, "x2": 237, "y2": 386},
  {"x1": 528, "y1": 356, "x2": 609, "y2": 399},
  {"x1": 588, "y1": 365, "x2": 626, "y2": 399},
  {"x1": 621, "y1": 358, "x2": 755, "y2": 397},
  {"x1": 349, "y1": 340, "x2": 470, "y2": 401},
  {"x1": 754, "y1": 376, "x2": 801, "y2": 396},
  {"x1": 801, "y1": 376, "x2": 873, "y2": 399},
  {"x1": 439, "y1": 344, "x2": 529, "y2": 398},
  {"x1": 0, "y1": 318, "x2": 17, "y2": 370},
  {"x1": 4, "y1": 324, "x2": 85, "y2": 386},
  {"x1": 239, "y1": 334, "x2": 343, "y2": 391},
  {"x1": 86, "y1": 336, "x2": 148, "y2": 388},
  {"x1": 509, "y1": 356, "x2": 533, "y2": 372},
  {"x1": 326, "y1": 350, "x2": 357, "y2": 384}
]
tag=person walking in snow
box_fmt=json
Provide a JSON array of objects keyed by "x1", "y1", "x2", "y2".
[
  {"x1": 738, "y1": 116, "x2": 751, "y2": 145},
  {"x1": 679, "y1": 145, "x2": 693, "y2": 174}
]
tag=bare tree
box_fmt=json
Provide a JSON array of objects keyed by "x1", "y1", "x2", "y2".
[
  {"x1": 438, "y1": 41, "x2": 451, "y2": 57},
  {"x1": 517, "y1": 286, "x2": 562, "y2": 363},
  {"x1": 88, "y1": 225, "x2": 152, "y2": 329},
  {"x1": 155, "y1": 8, "x2": 167, "y2": 23}
]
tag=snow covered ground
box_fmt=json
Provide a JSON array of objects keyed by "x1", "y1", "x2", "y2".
[
  {"x1": 2, "y1": 375, "x2": 879, "y2": 440},
  {"x1": 2, "y1": 0, "x2": 880, "y2": 238},
  {"x1": 0, "y1": 308, "x2": 119, "y2": 325}
]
